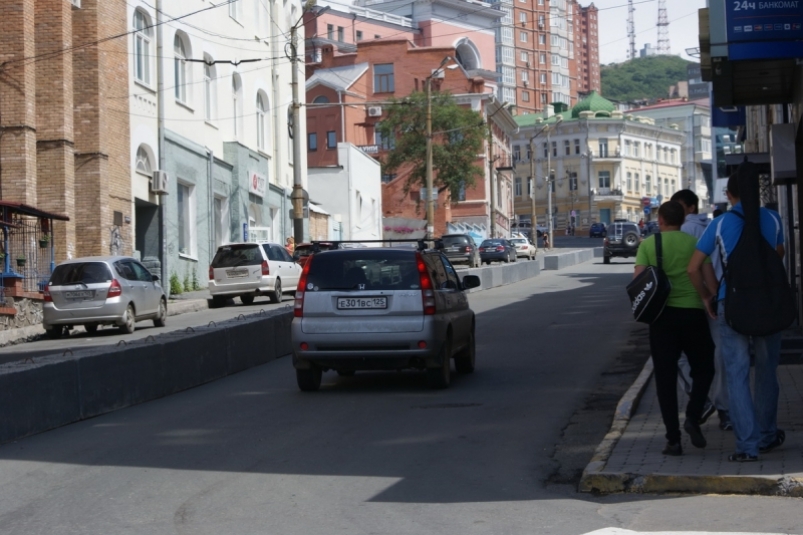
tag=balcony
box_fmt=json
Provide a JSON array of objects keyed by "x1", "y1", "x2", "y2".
[{"x1": 593, "y1": 187, "x2": 624, "y2": 201}]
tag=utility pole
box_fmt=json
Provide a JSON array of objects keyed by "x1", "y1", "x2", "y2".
[
  {"x1": 289, "y1": 21, "x2": 305, "y2": 246},
  {"x1": 488, "y1": 119, "x2": 496, "y2": 238},
  {"x1": 425, "y1": 76, "x2": 434, "y2": 240},
  {"x1": 529, "y1": 139, "x2": 536, "y2": 249},
  {"x1": 546, "y1": 127, "x2": 552, "y2": 250},
  {"x1": 156, "y1": 0, "x2": 168, "y2": 295}
]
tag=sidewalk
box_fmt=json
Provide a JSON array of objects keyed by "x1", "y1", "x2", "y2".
[{"x1": 580, "y1": 348, "x2": 803, "y2": 496}]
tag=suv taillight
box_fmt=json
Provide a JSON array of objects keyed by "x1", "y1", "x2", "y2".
[
  {"x1": 107, "y1": 279, "x2": 122, "y2": 299},
  {"x1": 464, "y1": 246, "x2": 471, "y2": 252},
  {"x1": 294, "y1": 257, "x2": 313, "y2": 318},
  {"x1": 416, "y1": 253, "x2": 436, "y2": 315},
  {"x1": 208, "y1": 265, "x2": 214, "y2": 280},
  {"x1": 261, "y1": 260, "x2": 269, "y2": 276},
  {"x1": 43, "y1": 284, "x2": 52, "y2": 302}
]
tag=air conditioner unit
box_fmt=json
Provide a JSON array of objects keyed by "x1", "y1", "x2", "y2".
[
  {"x1": 151, "y1": 170, "x2": 169, "y2": 194},
  {"x1": 70, "y1": 0, "x2": 81, "y2": 7},
  {"x1": 526, "y1": 61, "x2": 531, "y2": 68},
  {"x1": 523, "y1": 81, "x2": 528, "y2": 87},
  {"x1": 367, "y1": 106, "x2": 382, "y2": 117},
  {"x1": 538, "y1": 23, "x2": 544, "y2": 29}
]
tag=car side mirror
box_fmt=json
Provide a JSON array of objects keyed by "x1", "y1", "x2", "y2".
[
  {"x1": 152, "y1": 274, "x2": 159, "y2": 281},
  {"x1": 462, "y1": 275, "x2": 480, "y2": 290}
]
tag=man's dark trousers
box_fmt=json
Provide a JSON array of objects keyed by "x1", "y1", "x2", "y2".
[{"x1": 649, "y1": 306, "x2": 716, "y2": 443}]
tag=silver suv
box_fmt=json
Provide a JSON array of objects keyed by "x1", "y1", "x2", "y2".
[{"x1": 290, "y1": 246, "x2": 481, "y2": 391}]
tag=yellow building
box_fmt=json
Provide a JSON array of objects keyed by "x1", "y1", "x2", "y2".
[{"x1": 512, "y1": 93, "x2": 685, "y2": 235}]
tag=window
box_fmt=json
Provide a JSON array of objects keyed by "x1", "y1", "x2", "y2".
[
  {"x1": 256, "y1": 92, "x2": 267, "y2": 151},
  {"x1": 457, "y1": 181, "x2": 466, "y2": 201},
  {"x1": 598, "y1": 138, "x2": 608, "y2": 158},
  {"x1": 337, "y1": 26, "x2": 344, "y2": 42},
  {"x1": 177, "y1": 182, "x2": 194, "y2": 256},
  {"x1": 135, "y1": 145, "x2": 153, "y2": 176},
  {"x1": 204, "y1": 60, "x2": 216, "y2": 121},
  {"x1": 513, "y1": 145, "x2": 521, "y2": 161},
  {"x1": 374, "y1": 34, "x2": 381, "y2": 39},
  {"x1": 520, "y1": 31, "x2": 528, "y2": 43},
  {"x1": 214, "y1": 197, "x2": 227, "y2": 248},
  {"x1": 375, "y1": 125, "x2": 395, "y2": 150},
  {"x1": 634, "y1": 173, "x2": 640, "y2": 192},
  {"x1": 133, "y1": 10, "x2": 152, "y2": 85},
  {"x1": 564, "y1": 139, "x2": 570, "y2": 156},
  {"x1": 539, "y1": 34, "x2": 546, "y2": 45},
  {"x1": 229, "y1": 0, "x2": 241, "y2": 20},
  {"x1": 520, "y1": 51, "x2": 529, "y2": 63},
  {"x1": 645, "y1": 175, "x2": 651, "y2": 194},
  {"x1": 624, "y1": 140, "x2": 632, "y2": 156},
  {"x1": 373, "y1": 64, "x2": 394, "y2": 93},
  {"x1": 519, "y1": 12, "x2": 527, "y2": 23},
  {"x1": 551, "y1": 141, "x2": 557, "y2": 157},
  {"x1": 538, "y1": 14, "x2": 545, "y2": 26},
  {"x1": 522, "y1": 91, "x2": 530, "y2": 102},
  {"x1": 327, "y1": 131, "x2": 337, "y2": 149},
  {"x1": 515, "y1": 177, "x2": 522, "y2": 196},
  {"x1": 569, "y1": 172, "x2": 578, "y2": 191},
  {"x1": 308, "y1": 132, "x2": 317, "y2": 151},
  {"x1": 574, "y1": 139, "x2": 580, "y2": 154},
  {"x1": 327, "y1": 24, "x2": 334, "y2": 40},
  {"x1": 521, "y1": 70, "x2": 528, "y2": 83},
  {"x1": 626, "y1": 172, "x2": 632, "y2": 192},
  {"x1": 173, "y1": 34, "x2": 188, "y2": 103},
  {"x1": 539, "y1": 52, "x2": 546, "y2": 64},
  {"x1": 598, "y1": 171, "x2": 611, "y2": 189},
  {"x1": 312, "y1": 95, "x2": 330, "y2": 104},
  {"x1": 232, "y1": 74, "x2": 242, "y2": 139},
  {"x1": 540, "y1": 72, "x2": 547, "y2": 84},
  {"x1": 634, "y1": 142, "x2": 640, "y2": 158},
  {"x1": 542, "y1": 142, "x2": 548, "y2": 158},
  {"x1": 356, "y1": 30, "x2": 363, "y2": 41}
]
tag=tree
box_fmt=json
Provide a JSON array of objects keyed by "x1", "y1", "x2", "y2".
[
  {"x1": 601, "y1": 56, "x2": 692, "y2": 102},
  {"x1": 376, "y1": 91, "x2": 485, "y2": 200}
]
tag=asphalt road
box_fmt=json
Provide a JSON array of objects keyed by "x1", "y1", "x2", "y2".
[{"x1": 0, "y1": 259, "x2": 800, "y2": 535}]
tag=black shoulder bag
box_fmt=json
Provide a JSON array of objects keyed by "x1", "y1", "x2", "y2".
[{"x1": 626, "y1": 232, "x2": 672, "y2": 324}]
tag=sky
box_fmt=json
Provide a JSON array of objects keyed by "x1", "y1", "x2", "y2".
[{"x1": 593, "y1": 0, "x2": 707, "y2": 65}]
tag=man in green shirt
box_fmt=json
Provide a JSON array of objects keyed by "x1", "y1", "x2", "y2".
[{"x1": 633, "y1": 201, "x2": 715, "y2": 456}]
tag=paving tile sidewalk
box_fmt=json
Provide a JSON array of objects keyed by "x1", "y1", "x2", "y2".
[{"x1": 580, "y1": 360, "x2": 803, "y2": 496}]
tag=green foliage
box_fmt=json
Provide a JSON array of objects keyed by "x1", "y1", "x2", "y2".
[
  {"x1": 192, "y1": 267, "x2": 201, "y2": 291},
  {"x1": 376, "y1": 91, "x2": 485, "y2": 199},
  {"x1": 170, "y1": 272, "x2": 183, "y2": 295},
  {"x1": 183, "y1": 269, "x2": 192, "y2": 293},
  {"x1": 600, "y1": 56, "x2": 692, "y2": 103}
]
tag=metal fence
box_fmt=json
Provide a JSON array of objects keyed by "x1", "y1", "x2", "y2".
[{"x1": 3, "y1": 217, "x2": 54, "y2": 293}]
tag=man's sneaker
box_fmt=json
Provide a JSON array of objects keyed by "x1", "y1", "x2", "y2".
[
  {"x1": 662, "y1": 442, "x2": 683, "y2": 456},
  {"x1": 684, "y1": 419, "x2": 707, "y2": 448},
  {"x1": 728, "y1": 452, "x2": 758, "y2": 462},
  {"x1": 699, "y1": 402, "x2": 716, "y2": 425},
  {"x1": 759, "y1": 430, "x2": 786, "y2": 453},
  {"x1": 718, "y1": 410, "x2": 733, "y2": 431}
]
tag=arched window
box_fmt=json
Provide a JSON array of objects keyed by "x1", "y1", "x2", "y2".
[
  {"x1": 174, "y1": 33, "x2": 189, "y2": 103},
  {"x1": 256, "y1": 92, "x2": 268, "y2": 151},
  {"x1": 204, "y1": 57, "x2": 216, "y2": 121},
  {"x1": 232, "y1": 74, "x2": 243, "y2": 139},
  {"x1": 133, "y1": 10, "x2": 152, "y2": 85},
  {"x1": 313, "y1": 95, "x2": 330, "y2": 104},
  {"x1": 135, "y1": 145, "x2": 154, "y2": 176},
  {"x1": 454, "y1": 38, "x2": 481, "y2": 71}
]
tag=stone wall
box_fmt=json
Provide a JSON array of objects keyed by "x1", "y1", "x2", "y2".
[{"x1": 0, "y1": 297, "x2": 43, "y2": 331}]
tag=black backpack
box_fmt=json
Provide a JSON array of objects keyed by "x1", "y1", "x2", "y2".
[{"x1": 722, "y1": 163, "x2": 796, "y2": 336}]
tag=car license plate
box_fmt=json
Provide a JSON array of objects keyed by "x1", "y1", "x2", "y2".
[
  {"x1": 65, "y1": 290, "x2": 93, "y2": 299},
  {"x1": 225, "y1": 268, "x2": 249, "y2": 278},
  {"x1": 337, "y1": 297, "x2": 387, "y2": 310}
]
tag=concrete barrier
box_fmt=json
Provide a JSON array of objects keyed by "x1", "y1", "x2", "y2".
[{"x1": 0, "y1": 310, "x2": 293, "y2": 445}]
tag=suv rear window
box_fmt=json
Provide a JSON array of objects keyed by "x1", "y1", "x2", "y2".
[
  {"x1": 50, "y1": 262, "x2": 112, "y2": 285},
  {"x1": 295, "y1": 243, "x2": 338, "y2": 258},
  {"x1": 305, "y1": 250, "x2": 420, "y2": 291},
  {"x1": 211, "y1": 244, "x2": 263, "y2": 267},
  {"x1": 442, "y1": 235, "x2": 471, "y2": 246}
]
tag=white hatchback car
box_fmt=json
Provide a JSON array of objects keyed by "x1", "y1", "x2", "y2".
[
  {"x1": 509, "y1": 237, "x2": 536, "y2": 260},
  {"x1": 208, "y1": 242, "x2": 301, "y2": 307}
]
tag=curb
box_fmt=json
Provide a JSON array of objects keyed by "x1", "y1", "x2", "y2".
[
  {"x1": 166, "y1": 298, "x2": 209, "y2": 317},
  {"x1": 578, "y1": 358, "x2": 803, "y2": 497}
]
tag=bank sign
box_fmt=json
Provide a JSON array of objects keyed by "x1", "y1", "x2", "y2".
[
  {"x1": 725, "y1": 1, "x2": 803, "y2": 60},
  {"x1": 249, "y1": 171, "x2": 266, "y2": 198}
]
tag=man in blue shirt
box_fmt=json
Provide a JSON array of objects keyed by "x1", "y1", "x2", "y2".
[{"x1": 688, "y1": 174, "x2": 786, "y2": 462}]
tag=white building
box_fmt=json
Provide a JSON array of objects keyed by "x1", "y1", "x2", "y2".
[{"x1": 126, "y1": 0, "x2": 306, "y2": 288}]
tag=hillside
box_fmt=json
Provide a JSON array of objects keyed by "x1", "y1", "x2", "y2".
[{"x1": 600, "y1": 55, "x2": 693, "y2": 103}]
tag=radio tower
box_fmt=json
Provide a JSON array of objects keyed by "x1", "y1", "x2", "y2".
[
  {"x1": 656, "y1": 0, "x2": 671, "y2": 54},
  {"x1": 627, "y1": 0, "x2": 636, "y2": 59}
]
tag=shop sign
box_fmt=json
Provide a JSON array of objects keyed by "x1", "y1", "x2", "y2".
[{"x1": 249, "y1": 172, "x2": 267, "y2": 198}]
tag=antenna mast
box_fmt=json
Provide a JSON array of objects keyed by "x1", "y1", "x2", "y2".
[
  {"x1": 627, "y1": 0, "x2": 636, "y2": 60},
  {"x1": 656, "y1": 0, "x2": 670, "y2": 54}
]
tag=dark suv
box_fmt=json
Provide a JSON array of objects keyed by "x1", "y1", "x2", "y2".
[
  {"x1": 440, "y1": 234, "x2": 480, "y2": 268},
  {"x1": 603, "y1": 221, "x2": 642, "y2": 264}
]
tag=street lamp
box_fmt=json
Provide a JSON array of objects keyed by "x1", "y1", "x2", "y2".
[
  {"x1": 545, "y1": 115, "x2": 562, "y2": 249},
  {"x1": 528, "y1": 124, "x2": 549, "y2": 249},
  {"x1": 425, "y1": 56, "x2": 459, "y2": 240}
]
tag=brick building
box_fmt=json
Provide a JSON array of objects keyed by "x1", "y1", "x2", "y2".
[
  {"x1": 306, "y1": 39, "x2": 517, "y2": 239},
  {"x1": 0, "y1": 0, "x2": 131, "y2": 262}
]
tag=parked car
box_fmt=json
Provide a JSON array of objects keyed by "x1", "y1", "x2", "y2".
[
  {"x1": 641, "y1": 221, "x2": 660, "y2": 237},
  {"x1": 478, "y1": 239, "x2": 516, "y2": 264},
  {"x1": 208, "y1": 242, "x2": 301, "y2": 307},
  {"x1": 293, "y1": 242, "x2": 341, "y2": 268},
  {"x1": 509, "y1": 237, "x2": 536, "y2": 260},
  {"x1": 42, "y1": 256, "x2": 167, "y2": 338},
  {"x1": 291, "y1": 245, "x2": 481, "y2": 391},
  {"x1": 440, "y1": 234, "x2": 480, "y2": 268},
  {"x1": 603, "y1": 221, "x2": 642, "y2": 264},
  {"x1": 589, "y1": 222, "x2": 607, "y2": 238}
]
